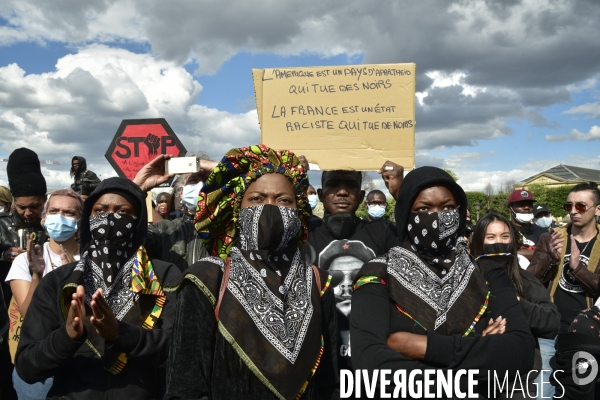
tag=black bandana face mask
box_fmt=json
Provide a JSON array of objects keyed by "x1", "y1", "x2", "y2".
[
  {"x1": 407, "y1": 208, "x2": 460, "y2": 255},
  {"x1": 89, "y1": 213, "x2": 137, "y2": 285},
  {"x1": 238, "y1": 204, "x2": 301, "y2": 253},
  {"x1": 83, "y1": 212, "x2": 138, "y2": 320}
]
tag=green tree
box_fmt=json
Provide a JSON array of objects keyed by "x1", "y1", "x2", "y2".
[
  {"x1": 443, "y1": 169, "x2": 459, "y2": 182},
  {"x1": 527, "y1": 183, "x2": 549, "y2": 206},
  {"x1": 545, "y1": 185, "x2": 574, "y2": 218},
  {"x1": 465, "y1": 191, "x2": 488, "y2": 222}
]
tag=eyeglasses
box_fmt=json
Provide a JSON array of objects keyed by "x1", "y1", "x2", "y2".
[
  {"x1": 563, "y1": 202, "x2": 596, "y2": 214},
  {"x1": 367, "y1": 201, "x2": 387, "y2": 207}
]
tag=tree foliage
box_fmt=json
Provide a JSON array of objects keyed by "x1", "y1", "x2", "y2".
[
  {"x1": 443, "y1": 169, "x2": 459, "y2": 182},
  {"x1": 465, "y1": 184, "x2": 575, "y2": 223}
]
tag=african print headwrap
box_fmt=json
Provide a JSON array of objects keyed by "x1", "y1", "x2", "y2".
[{"x1": 194, "y1": 144, "x2": 311, "y2": 258}]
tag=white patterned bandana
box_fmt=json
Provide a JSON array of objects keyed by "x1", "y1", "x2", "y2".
[
  {"x1": 406, "y1": 208, "x2": 460, "y2": 268},
  {"x1": 79, "y1": 213, "x2": 138, "y2": 320}
]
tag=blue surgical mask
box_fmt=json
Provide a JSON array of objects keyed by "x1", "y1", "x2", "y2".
[
  {"x1": 368, "y1": 205, "x2": 386, "y2": 220},
  {"x1": 535, "y1": 216, "x2": 553, "y2": 229},
  {"x1": 44, "y1": 214, "x2": 78, "y2": 242},
  {"x1": 308, "y1": 194, "x2": 319, "y2": 210},
  {"x1": 182, "y1": 182, "x2": 203, "y2": 211}
]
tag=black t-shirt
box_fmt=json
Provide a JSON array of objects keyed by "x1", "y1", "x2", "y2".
[
  {"x1": 515, "y1": 223, "x2": 548, "y2": 249},
  {"x1": 301, "y1": 217, "x2": 398, "y2": 370},
  {"x1": 554, "y1": 236, "x2": 596, "y2": 332}
]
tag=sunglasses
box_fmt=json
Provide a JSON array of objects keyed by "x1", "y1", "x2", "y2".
[{"x1": 563, "y1": 202, "x2": 596, "y2": 214}]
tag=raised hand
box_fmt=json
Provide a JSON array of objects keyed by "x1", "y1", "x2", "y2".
[
  {"x1": 59, "y1": 243, "x2": 76, "y2": 265},
  {"x1": 133, "y1": 154, "x2": 173, "y2": 192},
  {"x1": 90, "y1": 288, "x2": 119, "y2": 341},
  {"x1": 66, "y1": 285, "x2": 86, "y2": 340},
  {"x1": 549, "y1": 230, "x2": 565, "y2": 262},
  {"x1": 378, "y1": 161, "x2": 404, "y2": 200},
  {"x1": 569, "y1": 235, "x2": 581, "y2": 271},
  {"x1": 143, "y1": 133, "x2": 161, "y2": 156},
  {"x1": 27, "y1": 233, "x2": 45, "y2": 277}
]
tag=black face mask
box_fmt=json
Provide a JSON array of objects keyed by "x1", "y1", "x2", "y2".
[
  {"x1": 482, "y1": 242, "x2": 513, "y2": 255},
  {"x1": 238, "y1": 204, "x2": 301, "y2": 253},
  {"x1": 324, "y1": 212, "x2": 358, "y2": 239}
]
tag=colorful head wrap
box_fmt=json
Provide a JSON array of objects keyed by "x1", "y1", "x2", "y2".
[{"x1": 194, "y1": 144, "x2": 311, "y2": 258}]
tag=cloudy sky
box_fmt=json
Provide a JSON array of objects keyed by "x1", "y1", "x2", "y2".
[{"x1": 0, "y1": 0, "x2": 599, "y2": 193}]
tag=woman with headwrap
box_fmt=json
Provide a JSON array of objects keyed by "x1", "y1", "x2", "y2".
[
  {"x1": 350, "y1": 167, "x2": 535, "y2": 398},
  {"x1": 165, "y1": 145, "x2": 338, "y2": 400},
  {"x1": 15, "y1": 177, "x2": 181, "y2": 399}
]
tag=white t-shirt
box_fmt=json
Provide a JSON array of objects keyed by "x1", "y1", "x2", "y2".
[
  {"x1": 5, "y1": 242, "x2": 80, "y2": 283},
  {"x1": 517, "y1": 254, "x2": 530, "y2": 270}
]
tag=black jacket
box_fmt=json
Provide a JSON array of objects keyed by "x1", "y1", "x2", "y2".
[
  {"x1": 520, "y1": 269, "x2": 560, "y2": 340},
  {"x1": 15, "y1": 259, "x2": 181, "y2": 399},
  {"x1": 0, "y1": 212, "x2": 46, "y2": 305},
  {"x1": 70, "y1": 156, "x2": 101, "y2": 194},
  {"x1": 146, "y1": 214, "x2": 208, "y2": 272}
]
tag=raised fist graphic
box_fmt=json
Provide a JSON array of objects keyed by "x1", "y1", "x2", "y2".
[{"x1": 144, "y1": 133, "x2": 161, "y2": 156}]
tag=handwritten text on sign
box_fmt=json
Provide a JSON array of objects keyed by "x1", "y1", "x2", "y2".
[{"x1": 254, "y1": 63, "x2": 416, "y2": 170}]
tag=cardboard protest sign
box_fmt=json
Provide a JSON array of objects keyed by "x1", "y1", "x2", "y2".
[
  {"x1": 253, "y1": 63, "x2": 416, "y2": 171},
  {"x1": 105, "y1": 118, "x2": 187, "y2": 181},
  {"x1": 8, "y1": 296, "x2": 22, "y2": 363}
]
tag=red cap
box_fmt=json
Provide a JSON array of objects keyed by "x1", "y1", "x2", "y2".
[{"x1": 508, "y1": 189, "x2": 534, "y2": 204}]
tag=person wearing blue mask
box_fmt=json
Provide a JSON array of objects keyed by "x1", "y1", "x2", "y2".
[
  {"x1": 5, "y1": 189, "x2": 83, "y2": 399},
  {"x1": 6, "y1": 189, "x2": 83, "y2": 317},
  {"x1": 307, "y1": 185, "x2": 319, "y2": 210},
  {"x1": 364, "y1": 189, "x2": 388, "y2": 222},
  {"x1": 533, "y1": 204, "x2": 557, "y2": 230},
  {"x1": 138, "y1": 154, "x2": 216, "y2": 271}
]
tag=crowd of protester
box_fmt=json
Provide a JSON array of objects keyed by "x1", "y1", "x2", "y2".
[{"x1": 0, "y1": 144, "x2": 599, "y2": 399}]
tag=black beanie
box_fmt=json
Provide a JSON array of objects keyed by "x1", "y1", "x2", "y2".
[{"x1": 7, "y1": 148, "x2": 47, "y2": 198}]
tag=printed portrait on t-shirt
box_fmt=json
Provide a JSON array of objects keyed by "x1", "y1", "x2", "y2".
[{"x1": 318, "y1": 239, "x2": 375, "y2": 360}]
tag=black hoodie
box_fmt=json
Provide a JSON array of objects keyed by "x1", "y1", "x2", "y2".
[
  {"x1": 394, "y1": 166, "x2": 468, "y2": 243},
  {"x1": 350, "y1": 167, "x2": 535, "y2": 399},
  {"x1": 15, "y1": 177, "x2": 181, "y2": 399},
  {"x1": 71, "y1": 156, "x2": 101, "y2": 194}
]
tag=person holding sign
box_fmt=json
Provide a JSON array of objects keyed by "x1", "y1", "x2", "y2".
[
  {"x1": 166, "y1": 145, "x2": 338, "y2": 400},
  {"x1": 6, "y1": 189, "x2": 83, "y2": 400},
  {"x1": 15, "y1": 177, "x2": 181, "y2": 398},
  {"x1": 300, "y1": 162, "x2": 401, "y2": 371},
  {"x1": 351, "y1": 167, "x2": 535, "y2": 397}
]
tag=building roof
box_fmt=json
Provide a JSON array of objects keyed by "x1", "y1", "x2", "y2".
[{"x1": 520, "y1": 164, "x2": 600, "y2": 184}]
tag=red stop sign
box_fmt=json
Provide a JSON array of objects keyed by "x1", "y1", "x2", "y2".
[{"x1": 105, "y1": 118, "x2": 187, "y2": 180}]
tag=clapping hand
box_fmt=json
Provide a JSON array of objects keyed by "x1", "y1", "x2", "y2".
[
  {"x1": 66, "y1": 285, "x2": 86, "y2": 340},
  {"x1": 27, "y1": 234, "x2": 45, "y2": 277},
  {"x1": 90, "y1": 288, "x2": 119, "y2": 342}
]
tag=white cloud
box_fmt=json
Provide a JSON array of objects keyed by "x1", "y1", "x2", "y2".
[
  {"x1": 546, "y1": 126, "x2": 600, "y2": 142},
  {"x1": 563, "y1": 102, "x2": 600, "y2": 119},
  {"x1": 0, "y1": 45, "x2": 259, "y2": 189}
]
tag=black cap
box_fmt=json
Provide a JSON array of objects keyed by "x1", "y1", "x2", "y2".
[
  {"x1": 7, "y1": 148, "x2": 47, "y2": 198},
  {"x1": 533, "y1": 204, "x2": 551, "y2": 217}
]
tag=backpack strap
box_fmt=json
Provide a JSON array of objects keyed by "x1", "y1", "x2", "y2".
[
  {"x1": 215, "y1": 257, "x2": 231, "y2": 321},
  {"x1": 311, "y1": 264, "x2": 321, "y2": 293}
]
